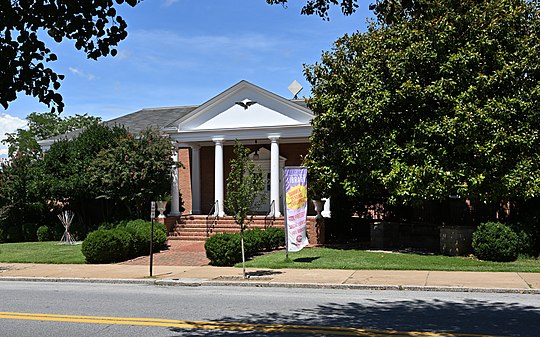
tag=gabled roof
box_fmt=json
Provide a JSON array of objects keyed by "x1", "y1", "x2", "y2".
[
  {"x1": 170, "y1": 80, "x2": 313, "y2": 131},
  {"x1": 39, "y1": 81, "x2": 312, "y2": 149}
]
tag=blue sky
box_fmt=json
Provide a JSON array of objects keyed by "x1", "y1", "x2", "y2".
[{"x1": 0, "y1": 0, "x2": 373, "y2": 156}]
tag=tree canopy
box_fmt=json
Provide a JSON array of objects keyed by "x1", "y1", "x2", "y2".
[
  {"x1": 2, "y1": 112, "x2": 101, "y2": 157},
  {"x1": 305, "y1": 0, "x2": 540, "y2": 205},
  {"x1": 0, "y1": 123, "x2": 176, "y2": 241},
  {"x1": 1, "y1": 0, "x2": 139, "y2": 112}
]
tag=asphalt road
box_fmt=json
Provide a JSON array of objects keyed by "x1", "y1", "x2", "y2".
[{"x1": 0, "y1": 281, "x2": 538, "y2": 336}]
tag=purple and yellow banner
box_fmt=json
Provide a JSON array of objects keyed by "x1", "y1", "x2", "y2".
[{"x1": 283, "y1": 166, "x2": 309, "y2": 252}]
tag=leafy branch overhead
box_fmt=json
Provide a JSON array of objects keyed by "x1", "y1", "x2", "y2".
[
  {"x1": 1, "y1": 0, "x2": 139, "y2": 112},
  {"x1": 266, "y1": 0, "x2": 419, "y2": 21}
]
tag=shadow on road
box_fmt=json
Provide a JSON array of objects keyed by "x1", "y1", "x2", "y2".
[{"x1": 167, "y1": 298, "x2": 538, "y2": 336}]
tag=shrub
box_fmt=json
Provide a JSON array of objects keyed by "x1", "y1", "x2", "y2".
[
  {"x1": 205, "y1": 228, "x2": 285, "y2": 266},
  {"x1": 472, "y1": 222, "x2": 519, "y2": 262},
  {"x1": 205, "y1": 233, "x2": 242, "y2": 266},
  {"x1": 263, "y1": 227, "x2": 285, "y2": 251},
  {"x1": 82, "y1": 228, "x2": 133, "y2": 264},
  {"x1": 120, "y1": 219, "x2": 167, "y2": 255},
  {"x1": 243, "y1": 228, "x2": 264, "y2": 257},
  {"x1": 509, "y1": 221, "x2": 540, "y2": 257},
  {"x1": 37, "y1": 225, "x2": 54, "y2": 242}
]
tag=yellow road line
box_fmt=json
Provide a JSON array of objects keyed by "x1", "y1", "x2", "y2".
[{"x1": 0, "y1": 311, "x2": 508, "y2": 337}]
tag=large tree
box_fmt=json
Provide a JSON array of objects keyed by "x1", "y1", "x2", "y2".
[
  {"x1": 1, "y1": 0, "x2": 139, "y2": 112},
  {"x1": 2, "y1": 111, "x2": 101, "y2": 157},
  {"x1": 305, "y1": 0, "x2": 540, "y2": 205}
]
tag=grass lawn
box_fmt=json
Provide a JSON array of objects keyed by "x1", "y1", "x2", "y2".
[
  {"x1": 0, "y1": 241, "x2": 85, "y2": 264},
  {"x1": 241, "y1": 247, "x2": 540, "y2": 272}
]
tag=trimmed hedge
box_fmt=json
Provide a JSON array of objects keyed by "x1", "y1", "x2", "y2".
[
  {"x1": 205, "y1": 233, "x2": 242, "y2": 267},
  {"x1": 472, "y1": 222, "x2": 519, "y2": 262},
  {"x1": 119, "y1": 219, "x2": 167, "y2": 256},
  {"x1": 264, "y1": 227, "x2": 285, "y2": 251},
  {"x1": 82, "y1": 228, "x2": 133, "y2": 264},
  {"x1": 205, "y1": 228, "x2": 285, "y2": 266},
  {"x1": 82, "y1": 219, "x2": 168, "y2": 264}
]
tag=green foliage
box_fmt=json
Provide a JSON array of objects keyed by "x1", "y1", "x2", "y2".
[
  {"x1": 0, "y1": 153, "x2": 52, "y2": 242},
  {"x1": 37, "y1": 225, "x2": 55, "y2": 242},
  {"x1": 225, "y1": 141, "x2": 265, "y2": 228},
  {"x1": 225, "y1": 141, "x2": 266, "y2": 275},
  {"x1": 263, "y1": 227, "x2": 285, "y2": 251},
  {"x1": 1, "y1": 121, "x2": 180, "y2": 240},
  {"x1": 205, "y1": 233, "x2": 242, "y2": 266},
  {"x1": 472, "y1": 222, "x2": 519, "y2": 262},
  {"x1": 81, "y1": 228, "x2": 133, "y2": 264},
  {"x1": 2, "y1": 112, "x2": 102, "y2": 157},
  {"x1": 266, "y1": 0, "x2": 358, "y2": 19},
  {"x1": 243, "y1": 228, "x2": 264, "y2": 257},
  {"x1": 1, "y1": 0, "x2": 139, "y2": 112},
  {"x1": 305, "y1": 0, "x2": 540, "y2": 205},
  {"x1": 204, "y1": 228, "x2": 284, "y2": 266},
  {"x1": 89, "y1": 128, "x2": 176, "y2": 219},
  {"x1": 81, "y1": 219, "x2": 167, "y2": 264},
  {"x1": 119, "y1": 219, "x2": 167, "y2": 256}
]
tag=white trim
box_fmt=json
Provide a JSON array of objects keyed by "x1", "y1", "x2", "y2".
[
  {"x1": 171, "y1": 80, "x2": 313, "y2": 128},
  {"x1": 169, "y1": 125, "x2": 312, "y2": 143}
]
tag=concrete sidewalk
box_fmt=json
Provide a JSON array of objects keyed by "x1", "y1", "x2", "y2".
[{"x1": 1, "y1": 262, "x2": 539, "y2": 294}]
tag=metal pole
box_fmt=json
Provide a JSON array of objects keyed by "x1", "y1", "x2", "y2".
[
  {"x1": 150, "y1": 201, "x2": 155, "y2": 277},
  {"x1": 150, "y1": 217, "x2": 154, "y2": 277},
  {"x1": 282, "y1": 167, "x2": 289, "y2": 260}
]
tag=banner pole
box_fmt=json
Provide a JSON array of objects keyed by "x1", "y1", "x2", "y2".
[
  {"x1": 149, "y1": 201, "x2": 156, "y2": 277},
  {"x1": 282, "y1": 167, "x2": 289, "y2": 260}
]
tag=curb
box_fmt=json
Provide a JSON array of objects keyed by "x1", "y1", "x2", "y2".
[{"x1": 1, "y1": 276, "x2": 538, "y2": 294}]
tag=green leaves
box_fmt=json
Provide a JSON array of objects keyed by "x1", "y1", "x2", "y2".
[
  {"x1": 225, "y1": 141, "x2": 265, "y2": 228},
  {"x1": 1, "y1": 0, "x2": 140, "y2": 111},
  {"x1": 306, "y1": 0, "x2": 540, "y2": 204}
]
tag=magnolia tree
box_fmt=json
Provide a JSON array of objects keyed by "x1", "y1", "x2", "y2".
[
  {"x1": 225, "y1": 141, "x2": 265, "y2": 278},
  {"x1": 305, "y1": 0, "x2": 540, "y2": 206}
]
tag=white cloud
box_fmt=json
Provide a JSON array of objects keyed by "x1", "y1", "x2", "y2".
[
  {"x1": 69, "y1": 67, "x2": 96, "y2": 80},
  {"x1": 162, "y1": 0, "x2": 179, "y2": 7},
  {"x1": 0, "y1": 113, "x2": 27, "y2": 157},
  {"x1": 122, "y1": 29, "x2": 285, "y2": 74}
]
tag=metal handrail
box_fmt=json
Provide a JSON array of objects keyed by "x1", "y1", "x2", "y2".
[
  {"x1": 264, "y1": 200, "x2": 275, "y2": 229},
  {"x1": 205, "y1": 200, "x2": 219, "y2": 237}
]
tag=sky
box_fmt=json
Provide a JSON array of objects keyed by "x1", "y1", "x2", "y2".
[{"x1": 0, "y1": 0, "x2": 373, "y2": 157}]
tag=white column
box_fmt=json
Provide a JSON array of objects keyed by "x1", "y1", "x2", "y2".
[
  {"x1": 169, "y1": 147, "x2": 181, "y2": 216},
  {"x1": 190, "y1": 144, "x2": 201, "y2": 214},
  {"x1": 269, "y1": 135, "x2": 281, "y2": 217},
  {"x1": 213, "y1": 137, "x2": 225, "y2": 216}
]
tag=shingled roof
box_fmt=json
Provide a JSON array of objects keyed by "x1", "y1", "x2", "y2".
[{"x1": 38, "y1": 99, "x2": 309, "y2": 149}]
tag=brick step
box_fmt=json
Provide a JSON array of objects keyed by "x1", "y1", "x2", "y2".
[{"x1": 168, "y1": 215, "x2": 286, "y2": 240}]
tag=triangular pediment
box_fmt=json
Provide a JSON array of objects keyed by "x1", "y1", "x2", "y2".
[{"x1": 172, "y1": 81, "x2": 313, "y2": 131}]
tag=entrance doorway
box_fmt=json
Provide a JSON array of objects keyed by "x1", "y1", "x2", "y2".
[{"x1": 249, "y1": 147, "x2": 286, "y2": 214}]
